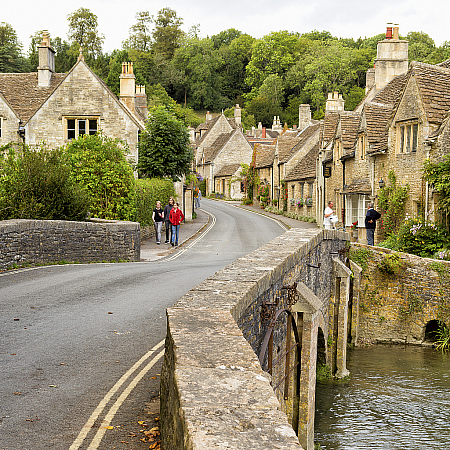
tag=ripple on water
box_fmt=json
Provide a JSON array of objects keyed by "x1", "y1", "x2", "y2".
[{"x1": 314, "y1": 345, "x2": 450, "y2": 450}]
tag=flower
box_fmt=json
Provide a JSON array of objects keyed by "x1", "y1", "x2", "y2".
[{"x1": 350, "y1": 221, "x2": 358, "y2": 230}]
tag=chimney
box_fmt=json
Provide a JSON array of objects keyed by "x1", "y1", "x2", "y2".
[
  {"x1": 298, "y1": 104, "x2": 311, "y2": 131},
  {"x1": 135, "y1": 85, "x2": 148, "y2": 119},
  {"x1": 234, "y1": 104, "x2": 241, "y2": 126},
  {"x1": 374, "y1": 25, "x2": 408, "y2": 90},
  {"x1": 365, "y1": 68, "x2": 375, "y2": 94},
  {"x1": 37, "y1": 31, "x2": 55, "y2": 88},
  {"x1": 119, "y1": 62, "x2": 136, "y2": 112},
  {"x1": 206, "y1": 111, "x2": 213, "y2": 121},
  {"x1": 326, "y1": 92, "x2": 345, "y2": 112},
  {"x1": 386, "y1": 24, "x2": 393, "y2": 39},
  {"x1": 262, "y1": 127, "x2": 266, "y2": 138}
]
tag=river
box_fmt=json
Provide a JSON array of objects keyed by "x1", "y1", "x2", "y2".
[{"x1": 314, "y1": 345, "x2": 450, "y2": 449}]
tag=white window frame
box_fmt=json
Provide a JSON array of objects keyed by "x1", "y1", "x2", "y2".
[
  {"x1": 345, "y1": 194, "x2": 370, "y2": 227},
  {"x1": 65, "y1": 117, "x2": 99, "y2": 140}
]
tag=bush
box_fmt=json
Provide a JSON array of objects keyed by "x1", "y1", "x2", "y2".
[
  {"x1": 0, "y1": 144, "x2": 89, "y2": 220},
  {"x1": 65, "y1": 134, "x2": 136, "y2": 221},
  {"x1": 134, "y1": 178, "x2": 176, "y2": 227}
]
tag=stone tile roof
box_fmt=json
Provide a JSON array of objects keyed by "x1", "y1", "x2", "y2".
[
  {"x1": 203, "y1": 131, "x2": 234, "y2": 162},
  {"x1": 0, "y1": 72, "x2": 67, "y2": 123},
  {"x1": 339, "y1": 113, "x2": 360, "y2": 156},
  {"x1": 364, "y1": 102, "x2": 392, "y2": 154},
  {"x1": 254, "y1": 143, "x2": 276, "y2": 168},
  {"x1": 341, "y1": 178, "x2": 371, "y2": 195},
  {"x1": 194, "y1": 115, "x2": 237, "y2": 148},
  {"x1": 277, "y1": 134, "x2": 303, "y2": 163},
  {"x1": 285, "y1": 142, "x2": 319, "y2": 181},
  {"x1": 266, "y1": 130, "x2": 280, "y2": 138},
  {"x1": 372, "y1": 73, "x2": 407, "y2": 106},
  {"x1": 437, "y1": 59, "x2": 450, "y2": 69},
  {"x1": 215, "y1": 163, "x2": 242, "y2": 177},
  {"x1": 320, "y1": 111, "x2": 340, "y2": 146},
  {"x1": 279, "y1": 123, "x2": 320, "y2": 164}
]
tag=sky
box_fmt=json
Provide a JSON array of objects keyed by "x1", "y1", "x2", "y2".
[{"x1": 3, "y1": 0, "x2": 450, "y2": 54}]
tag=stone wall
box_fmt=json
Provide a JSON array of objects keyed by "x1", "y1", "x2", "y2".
[
  {"x1": 350, "y1": 244, "x2": 450, "y2": 344},
  {"x1": 161, "y1": 228, "x2": 349, "y2": 450},
  {"x1": 0, "y1": 218, "x2": 140, "y2": 270}
]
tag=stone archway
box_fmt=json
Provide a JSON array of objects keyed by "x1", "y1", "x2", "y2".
[{"x1": 424, "y1": 319, "x2": 443, "y2": 342}]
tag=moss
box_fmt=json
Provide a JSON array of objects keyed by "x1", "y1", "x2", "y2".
[{"x1": 349, "y1": 247, "x2": 371, "y2": 273}]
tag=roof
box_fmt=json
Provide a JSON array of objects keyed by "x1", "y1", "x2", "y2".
[
  {"x1": 203, "y1": 131, "x2": 234, "y2": 162},
  {"x1": 278, "y1": 123, "x2": 320, "y2": 164},
  {"x1": 254, "y1": 143, "x2": 276, "y2": 168},
  {"x1": 341, "y1": 179, "x2": 371, "y2": 195},
  {"x1": 215, "y1": 163, "x2": 242, "y2": 177},
  {"x1": 194, "y1": 115, "x2": 237, "y2": 148},
  {"x1": 285, "y1": 142, "x2": 319, "y2": 181},
  {"x1": 437, "y1": 59, "x2": 450, "y2": 69},
  {"x1": 0, "y1": 72, "x2": 67, "y2": 123},
  {"x1": 372, "y1": 73, "x2": 407, "y2": 106},
  {"x1": 339, "y1": 113, "x2": 360, "y2": 156},
  {"x1": 364, "y1": 102, "x2": 392, "y2": 154},
  {"x1": 320, "y1": 111, "x2": 340, "y2": 146}
]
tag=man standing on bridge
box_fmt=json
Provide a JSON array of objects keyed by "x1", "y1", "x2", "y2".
[{"x1": 365, "y1": 202, "x2": 381, "y2": 246}]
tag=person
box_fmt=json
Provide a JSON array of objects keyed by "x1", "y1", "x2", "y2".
[
  {"x1": 163, "y1": 197, "x2": 175, "y2": 244},
  {"x1": 365, "y1": 202, "x2": 381, "y2": 246},
  {"x1": 194, "y1": 186, "x2": 199, "y2": 208},
  {"x1": 152, "y1": 201, "x2": 164, "y2": 244},
  {"x1": 169, "y1": 202, "x2": 184, "y2": 247},
  {"x1": 195, "y1": 188, "x2": 202, "y2": 209},
  {"x1": 324, "y1": 201, "x2": 335, "y2": 230}
]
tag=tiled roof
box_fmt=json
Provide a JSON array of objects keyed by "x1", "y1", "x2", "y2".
[
  {"x1": 254, "y1": 143, "x2": 276, "y2": 168},
  {"x1": 372, "y1": 73, "x2": 407, "y2": 106},
  {"x1": 215, "y1": 163, "x2": 242, "y2": 177},
  {"x1": 194, "y1": 115, "x2": 237, "y2": 148},
  {"x1": 285, "y1": 142, "x2": 319, "y2": 181},
  {"x1": 437, "y1": 59, "x2": 450, "y2": 69},
  {"x1": 320, "y1": 111, "x2": 339, "y2": 146},
  {"x1": 339, "y1": 113, "x2": 360, "y2": 156},
  {"x1": 0, "y1": 72, "x2": 67, "y2": 123},
  {"x1": 266, "y1": 130, "x2": 280, "y2": 138},
  {"x1": 341, "y1": 179, "x2": 371, "y2": 195},
  {"x1": 364, "y1": 102, "x2": 392, "y2": 154},
  {"x1": 279, "y1": 123, "x2": 320, "y2": 163},
  {"x1": 203, "y1": 131, "x2": 234, "y2": 162},
  {"x1": 277, "y1": 135, "x2": 302, "y2": 163}
]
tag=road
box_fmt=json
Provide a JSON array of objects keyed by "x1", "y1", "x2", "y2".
[{"x1": 0, "y1": 200, "x2": 288, "y2": 450}]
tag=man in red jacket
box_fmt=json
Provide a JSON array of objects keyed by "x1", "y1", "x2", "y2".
[{"x1": 169, "y1": 202, "x2": 184, "y2": 247}]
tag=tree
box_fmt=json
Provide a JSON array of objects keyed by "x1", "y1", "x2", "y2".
[
  {"x1": 67, "y1": 7, "x2": 104, "y2": 59},
  {"x1": 424, "y1": 154, "x2": 450, "y2": 222},
  {"x1": 211, "y1": 28, "x2": 242, "y2": 49},
  {"x1": 123, "y1": 11, "x2": 153, "y2": 52},
  {"x1": 246, "y1": 96, "x2": 282, "y2": 128},
  {"x1": 407, "y1": 31, "x2": 436, "y2": 62},
  {"x1": 138, "y1": 106, "x2": 193, "y2": 181},
  {"x1": 152, "y1": 7, "x2": 184, "y2": 59},
  {"x1": 0, "y1": 144, "x2": 89, "y2": 220},
  {"x1": 0, "y1": 22, "x2": 30, "y2": 72},
  {"x1": 65, "y1": 133, "x2": 136, "y2": 220},
  {"x1": 258, "y1": 74, "x2": 285, "y2": 106}
]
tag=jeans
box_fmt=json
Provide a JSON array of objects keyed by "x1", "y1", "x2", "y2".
[
  {"x1": 194, "y1": 197, "x2": 200, "y2": 208},
  {"x1": 171, "y1": 224, "x2": 180, "y2": 245},
  {"x1": 366, "y1": 228, "x2": 375, "y2": 246},
  {"x1": 154, "y1": 221, "x2": 162, "y2": 243},
  {"x1": 165, "y1": 221, "x2": 172, "y2": 242}
]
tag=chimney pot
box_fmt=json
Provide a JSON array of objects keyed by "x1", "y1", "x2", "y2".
[
  {"x1": 393, "y1": 26, "x2": 399, "y2": 40},
  {"x1": 386, "y1": 26, "x2": 393, "y2": 39}
]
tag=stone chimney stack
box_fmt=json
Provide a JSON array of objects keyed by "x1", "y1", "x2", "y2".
[
  {"x1": 234, "y1": 104, "x2": 241, "y2": 126},
  {"x1": 120, "y1": 62, "x2": 136, "y2": 112},
  {"x1": 135, "y1": 85, "x2": 148, "y2": 119},
  {"x1": 298, "y1": 104, "x2": 311, "y2": 131},
  {"x1": 326, "y1": 92, "x2": 345, "y2": 112},
  {"x1": 374, "y1": 24, "x2": 408, "y2": 91},
  {"x1": 206, "y1": 111, "x2": 213, "y2": 121},
  {"x1": 365, "y1": 67, "x2": 375, "y2": 94},
  {"x1": 37, "y1": 31, "x2": 55, "y2": 88}
]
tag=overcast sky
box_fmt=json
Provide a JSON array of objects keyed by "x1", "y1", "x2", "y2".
[{"x1": 4, "y1": 0, "x2": 449, "y2": 54}]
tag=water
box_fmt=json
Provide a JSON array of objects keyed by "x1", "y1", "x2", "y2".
[{"x1": 315, "y1": 345, "x2": 450, "y2": 449}]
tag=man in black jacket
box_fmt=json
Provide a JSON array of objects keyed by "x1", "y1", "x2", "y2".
[{"x1": 365, "y1": 202, "x2": 381, "y2": 246}]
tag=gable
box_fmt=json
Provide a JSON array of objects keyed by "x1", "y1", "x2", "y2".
[{"x1": 392, "y1": 76, "x2": 423, "y2": 124}]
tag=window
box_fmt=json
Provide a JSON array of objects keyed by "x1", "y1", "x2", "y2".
[
  {"x1": 397, "y1": 123, "x2": 418, "y2": 153},
  {"x1": 66, "y1": 118, "x2": 98, "y2": 140},
  {"x1": 308, "y1": 183, "x2": 313, "y2": 198},
  {"x1": 300, "y1": 183, "x2": 304, "y2": 198},
  {"x1": 345, "y1": 194, "x2": 370, "y2": 227},
  {"x1": 0, "y1": 117, "x2": 2, "y2": 138},
  {"x1": 358, "y1": 134, "x2": 366, "y2": 159}
]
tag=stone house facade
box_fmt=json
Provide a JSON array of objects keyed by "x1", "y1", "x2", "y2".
[{"x1": 0, "y1": 32, "x2": 145, "y2": 163}]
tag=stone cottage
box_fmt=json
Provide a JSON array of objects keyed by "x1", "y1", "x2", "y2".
[{"x1": 0, "y1": 31, "x2": 145, "y2": 163}]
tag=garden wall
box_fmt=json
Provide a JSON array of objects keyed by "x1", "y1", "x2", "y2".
[
  {"x1": 350, "y1": 244, "x2": 450, "y2": 345},
  {"x1": 0, "y1": 218, "x2": 140, "y2": 270}
]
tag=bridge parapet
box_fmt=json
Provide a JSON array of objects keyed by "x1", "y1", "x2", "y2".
[{"x1": 161, "y1": 228, "x2": 349, "y2": 450}]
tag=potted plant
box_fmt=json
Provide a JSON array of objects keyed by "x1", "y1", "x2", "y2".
[
  {"x1": 305, "y1": 197, "x2": 313, "y2": 206},
  {"x1": 273, "y1": 199, "x2": 278, "y2": 206},
  {"x1": 290, "y1": 198, "x2": 295, "y2": 206},
  {"x1": 350, "y1": 221, "x2": 358, "y2": 240},
  {"x1": 296, "y1": 198, "x2": 304, "y2": 207}
]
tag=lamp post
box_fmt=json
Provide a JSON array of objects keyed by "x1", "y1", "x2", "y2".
[{"x1": 378, "y1": 178, "x2": 385, "y2": 189}]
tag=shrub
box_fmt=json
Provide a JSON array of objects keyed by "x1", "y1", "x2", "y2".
[
  {"x1": 377, "y1": 252, "x2": 404, "y2": 274},
  {"x1": 0, "y1": 144, "x2": 89, "y2": 221},
  {"x1": 65, "y1": 133, "x2": 136, "y2": 221},
  {"x1": 134, "y1": 178, "x2": 176, "y2": 226},
  {"x1": 435, "y1": 323, "x2": 450, "y2": 352}
]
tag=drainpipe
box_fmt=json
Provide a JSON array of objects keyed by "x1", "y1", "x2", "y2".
[
  {"x1": 425, "y1": 150, "x2": 430, "y2": 222},
  {"x1": 342, "y1": 160, "x2": 346, "y2": 226}
]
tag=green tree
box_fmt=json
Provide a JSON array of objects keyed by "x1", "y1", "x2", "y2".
[
  {"x1": 246, "y1": 96, "x2": 282, "y2": 128},
  {"x1": 67, "y1": 7, "x2": 104, "y2": 59},
  {"x1": 123, "y1": 11, "x2": 153, "y2": 52},
  {"x1": 424, "y1": 153, "x2": 450, "y2": 221},
  {"x1": 152, "y1": 7, "x2": 184, "y2": 59},
  {"x1": 258, "y1": 73, "x2": 285, "y2": 106},
  {"x1": 223, "y1": 106, "x2": 255, "y2": 131},
  {"x1": 0, "y1": 22, "x2": 30, "y2": 72},
  {"x1": 65, "y1": 133, "x2": 136, "y2": 220},
  {"x1": 407, "y1": 31, "x2": 436, "y2": 62},
  {"x1": 0, "y1": 144, "x2": 89, "y2": 220},
  {"x1": 211, "y1": 28, "x2": 242, "y2": 49},
  {"x1": 138, "y1": 106, "x2": 193, "y2": 180}
]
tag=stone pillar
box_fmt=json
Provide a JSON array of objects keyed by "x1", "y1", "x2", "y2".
[
  {"x1": 119, "y1": 62, "x2": 136, "y2": 112},
  {"x1": 349, "y1": 260, "x2": 363, "y2": 344}
]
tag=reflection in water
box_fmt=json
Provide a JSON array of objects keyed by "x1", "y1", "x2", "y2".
[{"x1": 315, "y1": 346, "x2": 450, "y2": 449}]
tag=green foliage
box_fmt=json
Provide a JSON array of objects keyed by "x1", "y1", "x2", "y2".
[
  {"x1": 399, "y1": 292, "x2": 425, "y2": 319},
  {"x1": 258, "y1": 74, "x2": 285, "y2": 106},
  {"x1": 65, "y1": 133, "x2": 136, "y2": 220},
  {"x1": 424, "y1": 152, "x2": 450, "y2": 218},
  {"x1": 435, "y1": 323, "x2": 450, "y2": 352},
  {"x1": 152, "y1": 7, "x2": 184, "y2": 60},
  {"x1": 0, "y1": 144, "x2": 89, "y2": 220},
  {"x1": 348, "y1": 247, "x2": 371, "y2": 273},
  {"x1": 344, "y1": 86, "x2": 365, "y2": 111},
  {"x1": 134, "y1": 178, "x2": 175, "y2": 226},
  {"x1": 0, "y1": 22, "x2": 30, "y2": 72},
  {"x1": 378, "y1": 170, "x2": 409, "y2": 236},
  {"x1": 377, "y1": 252, "x2": 404, "y2": 274},
  {"x1": 246, "y1": 96, "x2": 282, "y2": 128},
  {"x1": 122, "y1": 11, "x2": 153, "y2": 52},
  {"x1": 138, "y1": 106, "x2": 193, "y2": 181},
  {"x1": 316, "y1": 364, "x2": 332, "y2": 381},
  {"x1": 223, "y1": 106, "x2": 255, "y2": 131}
]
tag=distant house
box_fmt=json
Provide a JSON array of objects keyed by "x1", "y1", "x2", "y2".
[{"x1": 0, "y1": 31, "x2": 146, "y2": 163}]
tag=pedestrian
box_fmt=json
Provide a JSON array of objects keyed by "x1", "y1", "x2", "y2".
[
  {"x1": 152, "y1": 201, "x2": 164, "y2": 244},
  {"x1": 163, "y1": 197, "x2": 175, "y2": 244},
  {"x1": 195, "y1": 188, "x2": 202, "y2": 209},
  {"x1": 169, "y1": 202, "x2": 184, "y2": 247},
  {"x1": 324, "y1": 200, "x2": 335, "y2": 230},
  {"x1": 365, "y1": 202, "x2": 381, "y2": 246}
]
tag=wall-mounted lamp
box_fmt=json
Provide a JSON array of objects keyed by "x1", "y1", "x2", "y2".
[
  {"x1": 378, "y1": 178, "x2": 385, "y2": 189},
  {"x1": 18, "y1": 121, "x2": 25, "y2": 142}
]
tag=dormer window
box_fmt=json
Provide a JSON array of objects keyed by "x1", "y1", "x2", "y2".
[
  {"x1": 397, "y1": 122, "x2": 418, "y2": 153},
  {"x1": 65, "y1": 117, "x2": 98, "y2": 140}
]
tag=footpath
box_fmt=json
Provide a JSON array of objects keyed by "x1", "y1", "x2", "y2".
[{"x1": 140, "y1": 200, "x2": 318, "y2": 261}]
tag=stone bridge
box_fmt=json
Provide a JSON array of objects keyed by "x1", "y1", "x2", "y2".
[{"x1": 161, "y1": 228, "x2": 357, "y2": 450}]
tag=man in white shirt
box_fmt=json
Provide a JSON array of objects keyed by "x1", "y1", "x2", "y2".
[{"x1": 324, "y1": 201, "x2": 335, "y2": 229}]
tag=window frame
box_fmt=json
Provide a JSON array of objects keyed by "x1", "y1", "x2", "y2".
[
  {"x1": 397, "y1": 122, "x2": 419, "y2": 154},
  {"x1": 345, "y1": 194, "x2": 370, "y2": 227},
  {"x1": 65, "y1": 117, "x2": 99, "y2": 141}
]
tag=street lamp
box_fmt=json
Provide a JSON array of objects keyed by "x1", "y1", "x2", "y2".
[{"x1": 378, "y1": 178, "x2": 385, "y2": 189}]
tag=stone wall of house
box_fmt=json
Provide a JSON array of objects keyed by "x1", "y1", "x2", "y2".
[
  {"x1": 0, "y1": 97, "x2": 22, "y2": 145},
  {"x1": 161, "y1": 228, "x2": 349, "y2": 450},
  {"x1": 287, "y1": 180, "x2": 316, "y2": 218},
  {"x1": 350, "y1": 244, "x2": 450, "y2": 345},
  {"x1": 0, "y1": 218, "x2": 140, "y2": 270},
  {"x1": 214, "y1": 132, "x2": 253, "y2": 174},
  {"x1": 25, "y1": 62, "x2": 141, "y2": 162}
]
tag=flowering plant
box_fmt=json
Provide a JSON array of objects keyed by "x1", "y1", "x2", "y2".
[
  {"x1": 350, "y1": 221, "x2": 358, "y2": 230},
  {"x1": 305, "y1": 197, "x2": 313, "y2": 206},
  {"x1": 195, "y1": 172, "x2": 203, "y2": 181},
  {"x1": 290, "y1": 198, "x2": 295, "y2": 205},
  {"x1": 296, "y1": 198, "x2": 304, "y2": 207}
]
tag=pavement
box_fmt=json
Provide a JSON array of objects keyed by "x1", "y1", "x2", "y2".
[{"x1": 140, "y1": 200, "x2": 319, "y2": 262}]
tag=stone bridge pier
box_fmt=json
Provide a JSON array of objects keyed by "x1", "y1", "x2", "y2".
[{"x1": 161, "y1": 228, "x2": 352, "y2": 450}]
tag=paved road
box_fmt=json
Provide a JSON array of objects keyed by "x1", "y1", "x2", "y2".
[{"x1": 0, "y1": 200, "x2": 291, "y2": 450}]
